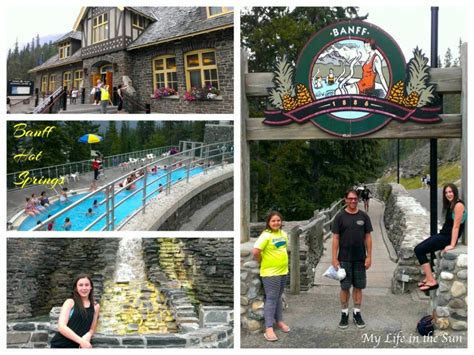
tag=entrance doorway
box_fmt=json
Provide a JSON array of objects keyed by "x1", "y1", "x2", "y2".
[{"x1": 91, "y1": 64, "x2": 113, "y2": 99}]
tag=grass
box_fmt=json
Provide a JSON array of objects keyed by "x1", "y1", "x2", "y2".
[{"x1": 378, "y1": 162, "x2": 461, "y2": 190}]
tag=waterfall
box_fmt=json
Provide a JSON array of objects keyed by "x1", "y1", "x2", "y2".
[{"x1": 113, "y1": 238, "x2": 146, "y2": 283}]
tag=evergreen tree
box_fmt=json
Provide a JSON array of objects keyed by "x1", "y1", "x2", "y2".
[{"x1": 444, "y1": 47, "x2": 453, "y2": 68}]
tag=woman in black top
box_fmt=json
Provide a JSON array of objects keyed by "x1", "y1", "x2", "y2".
[
  {"x1": 414, "y1": 183, "x2": 466, "y2": 292},
  {"x1": 50, "y1": 274, "x2": 100, "y2": 348}
]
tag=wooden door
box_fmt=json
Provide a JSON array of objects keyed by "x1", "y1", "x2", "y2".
[{"x1": 106, "y1": 72, "x2": 113, "y2": 97}]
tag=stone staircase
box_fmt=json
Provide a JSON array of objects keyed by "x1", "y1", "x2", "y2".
[{"x1": 59, "y1": 104, "x2": 120, "y2": 114}]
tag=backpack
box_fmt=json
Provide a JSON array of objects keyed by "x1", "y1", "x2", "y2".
[{"x1": 416, "y1": 315, "x2": 434, "y2": 336}]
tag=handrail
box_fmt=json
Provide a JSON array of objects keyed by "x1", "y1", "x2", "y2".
[
  {"x1": 7, "y1": 145, "x2": 177, "y2": 190},
  {"x1": 29, "y1": 141, "x2": 233, "y2": 231},
  {"x1": 123, "y1": 92, "x2": 147, "y2": 112},
  {"x1": 32, "y1": 87, "x2": 64, "y2": 114}
]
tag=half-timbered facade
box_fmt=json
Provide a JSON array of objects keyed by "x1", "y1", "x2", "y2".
[{"x1": 30, "y1": 7, "x2": 234, "y2": 113}]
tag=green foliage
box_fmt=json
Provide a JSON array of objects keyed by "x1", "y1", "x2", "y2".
[
  {"x1": 376, "y1": 183, "x2": 392, "y2": 202},
  {"x1": 7, "y1": 121, "x2": 207, "y2": 174},
  {"x1": 7, "y1": 37, "x2": 57, "y2": 81}
]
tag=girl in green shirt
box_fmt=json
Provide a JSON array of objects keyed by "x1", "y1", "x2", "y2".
[{"x1": 252, "y1": 211, "x2": 291, "y2": 342}]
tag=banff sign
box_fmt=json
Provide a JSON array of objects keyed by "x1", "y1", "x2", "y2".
[{"x1": 264, "y1": 20, "x2": 441, "y2": 137}]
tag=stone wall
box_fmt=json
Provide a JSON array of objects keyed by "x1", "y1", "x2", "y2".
[
  {"x1": 383, "y1": 184, "x2": 431, "y2": 293},
  {"x1": 158, "y1": 176, "x2": 233, "y2": 230},
  {"x1": 383, "y1": 184, "x2": 468, "y2": 332},
  {"x1": 6, "y1": 322, "x2": 50, "y2": 349},
  {"x1": 130, "y1": 28, "x2": 233, "y2": 114},
  {"x1": 7, "y1": 238, "x2": 119, "y2": 320},
  {"x1": 143, "y1": 238, "x2": 233, "y2": 307},
  {"x1": 203, "y1": 123, "x2": 234, "y2": 145},
  {"x1": 435, "y1": 246, "x2": 468, "y2": 332},
  {"x1": 7, "y1": 307, "x2": 233, "y2": 348}
]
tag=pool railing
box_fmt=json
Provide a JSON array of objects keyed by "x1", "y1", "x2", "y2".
[
  {"x1": 7, "y1": 145, "x2": 178, "y2": 191},
  {"x1": 29, "y1": 141, "x2": 233, "y2": 231}
]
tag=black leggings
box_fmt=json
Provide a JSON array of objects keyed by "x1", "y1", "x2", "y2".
[{"x1": 414, "y1": 233, "x2": 451, "y2": 265}]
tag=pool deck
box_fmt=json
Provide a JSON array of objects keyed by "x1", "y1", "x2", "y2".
[
  {"x1": 7, "y1": 156, "x2": 183, "y2": 222},
  {"x1": 120, "y1": 164, "x2": 234, "y2": 231}
]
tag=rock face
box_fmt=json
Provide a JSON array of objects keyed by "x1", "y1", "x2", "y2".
[{"x1": 7, "y1": 238, "x2": 120, "y2": 320}]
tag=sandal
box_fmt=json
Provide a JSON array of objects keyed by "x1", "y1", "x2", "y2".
[
  {"x1": 264, "y1": 333, "x2": 278, "y2": 342},
  {"x1": 419, "y1": 283, "x2": 439, "y2": 293},
  {"x1": 417, "y1": 281, "x2": 426, "y2": 287},
  {"x1": 277, "y1": 323, "x2": 291, "y2": 333}
]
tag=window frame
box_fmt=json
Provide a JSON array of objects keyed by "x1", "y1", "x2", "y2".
[
  {"x1": 74, "y1": 70, "x2": 84, "y2": 89},
  {"x1": 132, "y1": 12, "x2": 145, "y2": 30},
  {"x1": 63, "y1": 71, "x2": 72, "y2": 90},
  {"x1": 206, "y1": 7, "x2": 233, "y2": 18},
  {"x1": 41, "y1": 76, "x2": 48, "y2": 94},
  {"x1": 48, "y1": 74, "x2": 56, "y2": 92},
  {"x1": 59, "y1": 42, "x2": 71, "y2": 59},
  {"x1": 152, "y1": 55, "x2": 178, "y2": 93},
  {"x1": 92, "y1": 13, "x2": 109, "y2": 44},
  {"x1": 184, "y1": 49, "x2": 219, "y2": 91}
]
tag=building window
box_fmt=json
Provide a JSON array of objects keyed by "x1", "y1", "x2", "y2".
[
  {"x1": 93, "y1": 13, "x2": 108, "y2": 44},
  {"x1": 184, "y1": 50, "x2": 219, "y2": 90},
  {"x1": 206, "y1": 7, "x2": 233, "y2": 18},
  {"x1": 153, "y1": 55, "x2": 178, "y2": 91},
  {"x1": 59, "y1": 42, "x2": 71, "y2": 59},
  {"x1": 49, "y1": 75, "x2": 56, "y2": 92},
  {"x1": 132, "y1": 13, "x2": 145, "y2": 29},
  {"x1": 74, "y1": 70, "x2": 84, "y2": 89},
  {"x1": 63, "y1": 71, "x2": 72, "y2": 90},
  {"x1": 41, "y1": 76, "x2": 48, "y2": 94}
]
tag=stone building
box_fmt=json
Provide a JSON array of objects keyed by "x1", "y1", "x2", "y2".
[{"x1": 29, "y1": 7, "x2": 234, "y2": 113}]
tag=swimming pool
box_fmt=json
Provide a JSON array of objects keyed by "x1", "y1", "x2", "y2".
[{"x1": 19, "y1": 167, "x2": 204, "y2": 231}]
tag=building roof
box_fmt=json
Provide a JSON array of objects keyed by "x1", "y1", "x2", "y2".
[
  {"x1": 28, "y1": 50, "x2": 82, "y2": 73},
  {"x1": 127, "y1": 7, "x2": 233, "y2": 50},
  {"x1": 54, "y1": 31, "x2": 82, "y2": 44},
  {"x1": 29, "y1": 7, "x2": 233, "y2": 72}
]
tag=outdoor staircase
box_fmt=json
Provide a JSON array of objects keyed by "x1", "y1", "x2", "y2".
[{"x1": 59, "y1": 104, "x2": 120, "y2": 114}]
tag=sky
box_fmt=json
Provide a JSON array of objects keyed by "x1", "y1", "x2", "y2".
[
  {"x1": 7, "y1": 5, "x2": 82, "y2": 49},
  {"x1": 6, "y1": 4, "x2": 468, "y2": 65},
  {"x1": 358, "y1": 6, "x2": 468, "y2": 64}
]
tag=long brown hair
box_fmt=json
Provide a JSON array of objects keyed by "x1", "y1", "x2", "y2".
[
  {"x1": 71, "y1": 274, "x2": 94, "y2": 317},
  {"x1": 265, "y1": 211, "x2": 283, "y2": 231},
  {"x1": 442, "y1": 183, "x2": 461, "y2": 213}
]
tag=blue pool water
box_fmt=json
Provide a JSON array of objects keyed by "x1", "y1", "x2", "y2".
[{"x1": 19, "y1": 167, "x2": 203, "y2": 231}]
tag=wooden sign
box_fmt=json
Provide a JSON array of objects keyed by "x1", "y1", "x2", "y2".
[{"x1": 264, "y1": 20, "x2": 441, "y2": 138}]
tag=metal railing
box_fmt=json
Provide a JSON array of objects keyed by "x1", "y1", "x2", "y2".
[
  {"x1": 32, "y1": 86, "x2": 64, "y2": 114},
  {"x1": 7, "y1": 145, "x2": 177, "y2": 190},
  {"x1": 29, "y1": 141, "x2": 233, "y2": 231}
]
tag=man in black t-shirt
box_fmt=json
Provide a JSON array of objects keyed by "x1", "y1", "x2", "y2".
[{"x1": 332, "y1": 189, "x2": 373, "y2": 329}]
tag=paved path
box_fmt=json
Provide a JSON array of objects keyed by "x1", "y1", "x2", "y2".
[{"x1": 241, "y1": 200, "x2": 467, "y2": 348}]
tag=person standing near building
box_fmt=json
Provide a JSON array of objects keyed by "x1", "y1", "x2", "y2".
[
  {"x1": 332, "y1": 189, "x2": 373, "y2": 329},
  {"x1": 50, "y1": 274, "x2": 100, "y2": 348},
  {"x1": 117, "y1": 84, "x2": 128, "y2": 113},
  {"x1": 100, "y1": 85, "x2": 111, "y2": 114},
  {"x1": 252, "y1": 211, "x2": 291, "y2": 342}
]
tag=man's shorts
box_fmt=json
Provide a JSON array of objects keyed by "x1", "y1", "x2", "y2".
[{"x1": 339, "y1": 260, "x2": 367, "y2": 290}]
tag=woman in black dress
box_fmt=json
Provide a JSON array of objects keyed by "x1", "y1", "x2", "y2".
[{"x1": 50, "y1": 274, "x2": 100, "y2": 348}]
